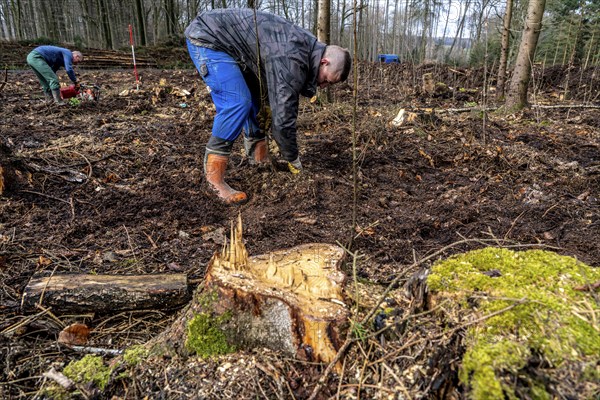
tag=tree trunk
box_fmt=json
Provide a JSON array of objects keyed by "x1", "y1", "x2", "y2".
[
  {"x1": 135, "y1": 0, "x2": 147, "y2": 46},
  {"x1": 563, "y1": 0, "x2": 585, "y2": 100},
  {"x1": 147, "y1": 217, "x2": 350, "y2": 367},
  {"x1": 98, "y1": 0, "x2": 113, "y2": 49},
  {"x1": 497, "y1": 0, "x2": 514, "y2": 100},
  {"x1": 447, "y1": 0, "x2": 472, "y2": 61},
  {"x1": 505, "y1": 0, "x2": 547, "y2": 110},
  {"x1": 317, "y1": 0, "x2": 330, "y2": 43},
  {"x1": 10, "y1": 0, "x2": 22, "y2": 40}
]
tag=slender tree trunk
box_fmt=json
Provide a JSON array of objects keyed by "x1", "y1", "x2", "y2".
[
  {"x1": 563, "y1": 0, "x2": 585, "y2": 100},
  {"x1": 312, "y1": 0, "x2": 318, "y2": 35},
  {"x1": 447, "y1": 0, "x2": 471, "y2": 61},
  {"x1": 382, "y1": 0, "x2": 389, "y2": 51},
  {"x1": 420, "y1": 0, "x2": 431, "y2": 62},
  {"x1": 583, "y1": 30, "x2": 595, "y2": 69},
  {"x1": 98, "y1": 0, "x2": 113, "y2": 49},
  {"x1": 135, "y1": 0, "x2": 147, "y2": 46},
  {"x1": 497, "y1": 0, "x2": 513, "y2": 100},
  {"x1": 9, "y1": 0, "x2": 21, "y2": 40},
  {"x1": 0, "y1": 0, "x2": 10, "y2": 38},
  {"x1": 439, "y1": 0, "x2": 452, "y2": 61},
  {"x1": 317, "y1": 0, "x2": 330, "y2": 43},
  {"x1": 401, "y1": 0, "x2": 411, "y2": 62},
  {"x1": 505, "y1": 0, "x2": 547, "y2": 110},
  {"x1": 391, "y1": 0, "x2": 399, "y2": 54},
  {"x1": 358, "y1": 0, "x2": 365, "y2": 58}
]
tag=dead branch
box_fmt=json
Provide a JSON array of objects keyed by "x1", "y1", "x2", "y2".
[
  {"x1": 43, "y1": 367, "x2": 74, "y2": 390},
  {"x1": 532, "y1": 104, "x2": 600, "y2": 109},
  {"x1": 574, "y1": 281, "x2": 600, "y2": 292}
]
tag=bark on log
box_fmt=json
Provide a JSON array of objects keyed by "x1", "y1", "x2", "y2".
[
  {"x1": 21, "y1": 273, "x2": 190, "y2": 313},
  {"x1": 149, "y1": 216, "x2": 349, "y2": 367}
]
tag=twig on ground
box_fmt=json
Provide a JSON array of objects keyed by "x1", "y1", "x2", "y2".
[
  {"x1": 69, "y1": 346, "x2": 123, "y2": 356},
  {"x1": 434, "y1": 297, "x2": 528, "y2": 339},
  {"x1": 1, "y1": 309, "x2": 50, "y2": 335},
  {"x1": 42, "y1": 367, "x2": 74, "y2": 390},
  {"x1": 574, "y1": 281, "x2": 600, "y2": 292},
  {"x1": 20, "y1": 190, "x2": 71, "y2": 205},
  {"x1": 35, "y1": 303, "x2": 66, "y2": 329}
]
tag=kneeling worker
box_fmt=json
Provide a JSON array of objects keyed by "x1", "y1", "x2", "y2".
[{"x1": 27, "y1": 45, "x2": 83, "y2": 104}]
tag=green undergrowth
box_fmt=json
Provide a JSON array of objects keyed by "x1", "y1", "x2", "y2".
[{"x1": 427, "y1": 247, "x2": 600, "y2": 399}]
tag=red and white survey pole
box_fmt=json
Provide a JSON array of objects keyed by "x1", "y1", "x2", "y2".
[{"x1": 129, "y1": 24, "x2": 140, "y2": 90}]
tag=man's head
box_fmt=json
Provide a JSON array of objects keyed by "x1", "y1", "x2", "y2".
[
  {"x1": 72, "y1": 51, "x2": 84, "y2": 64},
  {"x1": 317, "y1": 45, "x2": 351, "y2": 88}
]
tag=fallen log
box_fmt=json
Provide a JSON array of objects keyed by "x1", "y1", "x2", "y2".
[
  {"x1": 21, "y1": 273, "x2": 190, "y2": 313},
  {"x1": 149, "y1": 215, "x2": 349, "y2": 367}
]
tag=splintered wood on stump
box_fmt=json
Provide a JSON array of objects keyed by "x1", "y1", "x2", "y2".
[
  {"x1": 22, "y1": 273, "x2": 190, "y2": 313},
  {"x1": 151, "y1": 215, "x2": 349, "y2": 367}
]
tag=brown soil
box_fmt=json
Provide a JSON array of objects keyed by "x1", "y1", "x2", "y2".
[{"x1": 1, "y1": 54, "x2": 599, "y2": 399}]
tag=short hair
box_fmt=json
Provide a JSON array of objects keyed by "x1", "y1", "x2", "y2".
[
  {"x1": 324, "y1": 45, "x2": 351, "y2": 82},
  {"x1": 72, "y1": 51, "x2": 84, "y2": 62}
]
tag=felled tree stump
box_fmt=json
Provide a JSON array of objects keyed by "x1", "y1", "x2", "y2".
[
  {"x1": 150, "y1": 215, "x2": 349, "y2": 366},
  {"x1": 422, "y1": 72, "x2": 450, "y2": 97}
]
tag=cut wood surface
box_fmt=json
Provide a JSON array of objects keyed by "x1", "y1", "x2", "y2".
[
  {"x1": 79, "y1": 50, "x2": 157, "y2": 69},
  {"x1": 22, "y1": 273, "x2": 190, "y2": 313},
  {"x1": 152, "y1": 215, "x2": 349, "y2": 367}
]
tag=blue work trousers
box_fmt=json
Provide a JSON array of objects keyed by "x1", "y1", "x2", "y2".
[{"x1": 186, "y1": 39, "x2": 261, "y2": 142}]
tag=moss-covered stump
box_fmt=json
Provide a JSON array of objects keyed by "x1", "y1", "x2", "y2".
[
  {"x1": 427, "y1": 247, "x2": 600, "y2": 400},
  {"x1": 147, "y1": 216, "x2": 349, "y2": 367}
]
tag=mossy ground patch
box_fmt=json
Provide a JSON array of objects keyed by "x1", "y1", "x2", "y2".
[{"x1": 428, "y1": 247, "x2": 600, "y2": 399}]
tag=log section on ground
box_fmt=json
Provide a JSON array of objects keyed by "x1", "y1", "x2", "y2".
[
  {"x1": 151, "y1": 216, "x2": 349, "y2": 366},
  {"x1": 21, "y1": 273, "x2": 190, "y2": 313}
]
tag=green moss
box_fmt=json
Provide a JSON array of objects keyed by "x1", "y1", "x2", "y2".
[
  {"x1": 428, "y1": 248, "x2": 600, "y2": 399},
  {"x1": 185, "y1": 312, "x2": 235, "y2": 358},
  {"x1": 185, "y1": 289, "x2": 235, "y2": 358},
  {"x1": 41, "y1": 386, "x2": 72, "y2": 400},
  {"x1": 123, "y1": 344, "x2": 149, "y2": 366},
  {"x1": 63, "y1": 354, "x2": 111, "y2": 390}
]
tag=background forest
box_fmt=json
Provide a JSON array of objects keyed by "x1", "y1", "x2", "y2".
[{"x1": 1, "y1": 0, "x2": 599, "y2": 68}]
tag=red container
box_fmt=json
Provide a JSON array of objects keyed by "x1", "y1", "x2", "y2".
[{"x1": 60, "y1": 85, "x2": 80, "y2": 99}]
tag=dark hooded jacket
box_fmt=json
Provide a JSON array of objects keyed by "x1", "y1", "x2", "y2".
[{"x1": 185, "y1": 9, "x2": 326, "y2": 162}]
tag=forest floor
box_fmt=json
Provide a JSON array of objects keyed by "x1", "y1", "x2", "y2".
[{"x1": 1, "y1": 49, "x2": 599, "y2": 399}]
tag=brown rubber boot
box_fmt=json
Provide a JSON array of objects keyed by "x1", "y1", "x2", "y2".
[
  {"x1": 244, "y1": 137, "x2": 269, "y2": 165},
  {"x1": 204, "y1": 153, "x2": 247, "y2": 205},
  {"x1": 252, "y1": 139, "x2": 269, "y2": 164}
]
